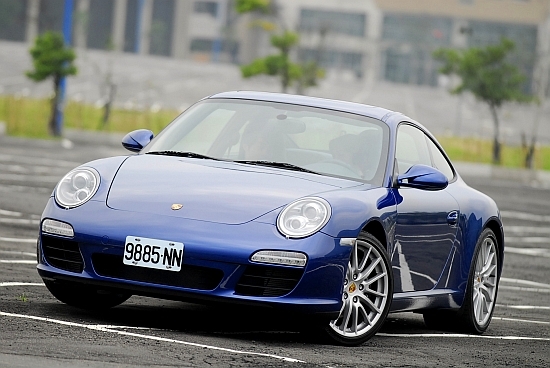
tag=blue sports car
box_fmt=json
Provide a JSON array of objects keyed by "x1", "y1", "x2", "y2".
[{"x1": 38, "y1": 91, "x2": 503, "y2": 345}]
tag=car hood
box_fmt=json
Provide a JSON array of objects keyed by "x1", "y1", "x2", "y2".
[{"x1": 106, "y1": 155, "x2": 363, "y2": 225}]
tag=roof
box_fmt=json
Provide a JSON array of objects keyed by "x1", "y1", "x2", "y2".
[{"x1": 208, "y1": 91, "x2": 400, "y2": 122}]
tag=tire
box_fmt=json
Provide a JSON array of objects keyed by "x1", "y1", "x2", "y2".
[
  {"x1": 423, "y1": 228, "x2": 500, "y2": 333},
  {"x1": 325, "y1": 232, "x2": 393, "y2": 346},
  {"x1": 44, "y1": 280, "x2": 131, "y2": 310}
]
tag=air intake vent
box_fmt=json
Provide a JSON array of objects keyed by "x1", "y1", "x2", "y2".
[
  {"x1": 41, "y1": 235, "x2": 84, "y2": 273},
  {"x1": 92, "y1": 253, "x2": 224, "y2": 290},
  {"x1": 235, "y1": 265, "x2": 304, "y2": 297}
]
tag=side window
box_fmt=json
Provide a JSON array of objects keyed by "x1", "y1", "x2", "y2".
[
  {"x1": 395, "y1": 124, "x2": 431, "y2": 174},
  {"x1": 426, "y1": 137, "x2": 455, "y2": 181}
]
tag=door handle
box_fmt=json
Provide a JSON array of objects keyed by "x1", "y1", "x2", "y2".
[{"x1": 447, "y1": 210, "x2": 459, "y2": 226}]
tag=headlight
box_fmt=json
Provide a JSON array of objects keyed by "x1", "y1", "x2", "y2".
[
  {"x1": 277, "y1": 197, "x2": 331, "y2": 238},
  {"x1": 55, "y1": 167, "x2": 100, "y2": 208}
]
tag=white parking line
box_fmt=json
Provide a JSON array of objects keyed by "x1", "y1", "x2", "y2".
[
  {"x1": 505, "y1": 247, "x2": 550, "y2": 257},
  {"x1": 0, "y1": 250, "x2": 35, "y2": 256},
  {"x1": 500, "y1": 277, "x2": 550, "y2": 289},
  {"x1": 500, "y1": 286, "x2": 550, "y2": 294},
  {"x1": 0, "y1": 209, "x2": 22, "y2": 217},
  {"x1": 0, "y1": 311, "x2": 305, "y2": 363},
  {"x1": 506, "y1": 226, "x2": 550, "y2": 234},
  {"x1": 0, "y1": 237, "x2": 36, "y2": 243},
  {"x1": 0, "y1": 260, "x2": 36, "y2": 264},
  {"x1": 0, "y1": 218, "x2": 40, "y2": 225},
  {"x1": 497, "y1": 305, "x2": 550, "y2": 310},
  {"x1": 492, "y1": 317, "x2": 549, "y2": 325},
  {"x1": 501, "y1": 211, "x2": 550, "y2": 223},
  {"x1": 505, "y1": 238, "x2": 550, "y2": 246},
  {"x1": 378, "y1": 333, "x2": 550, "y2": 341},
  {"x1": 0, "y1": 282, "x2": 44, "y2": 287}
]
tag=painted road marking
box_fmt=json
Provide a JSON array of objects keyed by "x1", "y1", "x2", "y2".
[
  {"x1": 0, "y1": 311, "x2": 305, "y2": 363},
  {"x1": 0, "y1": 237, "x2": 36, "y2": 244},
  {"x1": 500, "y1": 277, "x2": 550, "y2": 289},
  {"x1": 492, "y1": 317, "x2": 549, "y2": 325},
  {"x1": 505, "y1": 238, "x2": 550, "y2": 246},
  {"x1": 0, "y1": 153, "x2": 80, "y2": 168},
  {"x1": 0, "y1": 218, "x2": 40, "y2": 225},
  {"x1": 501, "y1": 211, "x2": 550, "y2": 223},
  {"x1": 0, "y1": 250, "x2": 35, "y2": 257},
  {"x1": 497, "y1": 305, "x2": 550, "y2": 310},
  {"x1": 506, "y1": 226, "x2": 550, "y2": 234},
  {"x1": 377, "y1": 333, "x2": 550, "y2": 341},
  {"x1": 505, "y1": 247, "x2": 550, "y2": 257},
  {"x1": 0, "y1": 260, "x2": 36, "y2": 264},
  {"x1": 0, "y1": 282, "x2": 44, "y2": 287},
  {"x1": 500, "y1": 286, "x2": 550, "y2": 294},
  {"x1": 0, "y1": 209, "x2": 22, "y2": 217}
]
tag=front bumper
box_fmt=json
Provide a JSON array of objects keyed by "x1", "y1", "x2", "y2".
[{"x1": 38, "y1": 199, "x2": 352, "y2": 316}]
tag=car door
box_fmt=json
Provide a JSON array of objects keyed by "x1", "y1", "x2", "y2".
[{"x1": 392, "y1": 123, "x2": 459, "y2": 293}]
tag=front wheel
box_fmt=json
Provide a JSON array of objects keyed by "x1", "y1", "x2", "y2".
[
  {"x1": 325, "y1": 232, "x2": 393, "y2": 346},
  {"x1": 44, "y1": 280, "x2": 131, "y2": 310}
]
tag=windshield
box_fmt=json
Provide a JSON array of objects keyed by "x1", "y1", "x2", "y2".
[{"x1": 144, "y1": 99, "x2": 389, "y2": 185}]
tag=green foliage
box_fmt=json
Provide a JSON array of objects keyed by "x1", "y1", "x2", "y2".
[
  {"x1": 433, "y1": 39, "x2": 531, "y2": 107},
  {"x1": 26, "y1": 31, "x2": 77, "y2": 82},
  {"x1": 235, "y1": 0, "x2": 270, "y2": 14},
  {"x1": 433, "y1": 38, "x2": 533, "y2": 164},
  {"x1": 235, "y1": 1, "x2": 324, "y2": 93},
  {"x1": 26, "y1": 31, "x2": 77, "y2": 136},
  {"x1": 240, "y1": 31, "x2": 303, "y2": 92}
]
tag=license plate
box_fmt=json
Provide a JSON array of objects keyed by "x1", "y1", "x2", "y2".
[{"x1": 123, "y1": 236, "x2": 184, "y2": 272}]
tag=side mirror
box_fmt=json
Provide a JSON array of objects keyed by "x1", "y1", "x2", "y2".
[
  {"x1": 122, "y1": 129, "x2": 154, "y2": 152},
  {"x1": 397, "y1": 164, "x2": 448, "y2": 191}
]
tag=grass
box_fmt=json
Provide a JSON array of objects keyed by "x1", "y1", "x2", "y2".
[
  {"x1": 1, "y1": 95, "x2": 549, "y2": 171},
  {"x1": 437, "y1": 136, "x2": 550, "y2": 171},
  {"x1": 0, "y1": 95, "x2": 179, "y2": 138}
]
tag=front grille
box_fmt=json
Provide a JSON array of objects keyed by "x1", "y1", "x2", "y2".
[
  {"x1": 235, "y1": 265, "x2": 304, "y2": 297},
  {"x1": 91, "y1": 253, "x2": 224, "y2": 290},
  {"x1": 41, "y1": 236, "x2": 84, "y2": 273}
]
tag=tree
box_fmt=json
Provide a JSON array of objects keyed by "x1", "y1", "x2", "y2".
[
  {"x1": 26, "y1": 31, "x2": 77, "y2": 136},
  {"x1": 433, "y1": 39, "x2": 532, "y2": 164},
  {"x1": 235, "y1": 0, "x2": 323, "y2": 93}
]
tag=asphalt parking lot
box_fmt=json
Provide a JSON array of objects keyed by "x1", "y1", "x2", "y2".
[{"x1": 0, "y1": 134, "x2": 548, "y2": 367}]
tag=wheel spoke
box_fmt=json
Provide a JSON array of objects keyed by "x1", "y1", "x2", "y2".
[
  {"x1": 359, "y1": 257, "x2": 381, "y2": 282},
  {"x1": 479, "y1": 284, "x2": 493, "y2": 302},
  {"x1": 358, "y1": 292, "x2": 382, "y2": 314},
  {"x1": 364, "y1": 271, "x2": 386, "y2": 286},
  {"x1": 352, "y1": 304, "x2": 359, "y2": 333},
  {"x1": 363, "y1": 287, "x2": 385, "y2": 297}
]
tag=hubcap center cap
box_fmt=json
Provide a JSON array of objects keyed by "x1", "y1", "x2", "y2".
[{"x1": 348, "y1": 283, "x2": 357, "y2": 293}]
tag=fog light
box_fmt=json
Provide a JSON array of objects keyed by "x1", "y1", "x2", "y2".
[
  {"x1": 251, "y1": 250, "x2": 307, "y2": 267},
  {"x1": 42, "y1": 219, "x2": 74, "y2": 237}
]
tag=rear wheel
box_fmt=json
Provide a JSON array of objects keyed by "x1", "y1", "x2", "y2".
[
  {"x1": 44, "y1": 280, "x2": 131, "y2": 310},
  {"x1": 326, "y1": 232, "x2": 393, "y2": 345},
  {"x1": 423, "y1": 228, "x2": 500, "y2": 333}
]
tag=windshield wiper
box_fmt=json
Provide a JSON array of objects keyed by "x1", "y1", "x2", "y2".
[
  {"x1": 147, "y1": 151, "x2": 220, "y2": 160},
  {"x1": 234, "y1": 160, "x2": 319, "y2": 175}
]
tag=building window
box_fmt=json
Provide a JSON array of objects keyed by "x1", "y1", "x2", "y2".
[
  {"x1": 300, "y1": 48, "x2": 363, "y2": 74},
  {"x1": 382, "y1": 14, "x2": 453, "y2": 45},
  {"x1": 299, "y1": 9, "x2": 366, "y2": 37},
  {"x1": 194, "y1": 1, "x2": 218, "y2": 17}
]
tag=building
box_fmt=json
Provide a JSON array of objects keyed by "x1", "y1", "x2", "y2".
[{"x1": 0, "y1": 0, "x2": 549, "y2": 91}]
